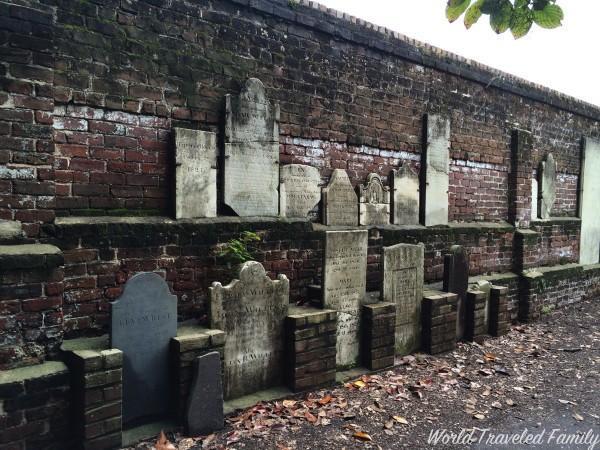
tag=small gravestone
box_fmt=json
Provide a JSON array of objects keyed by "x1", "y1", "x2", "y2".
[
  {"x1": 280, "y1": 164, "x2": 321, "y2": 218},
  {"x1": 391, "y1": 165, "x2": 419, "y2": 225},
  {"x1": 186, "y1": 352, "x2": 224, "y2": 436},
  {"x1": 358, "y1": 173, "x2": 390, "y2": 226},
  {"x1": 224, "y1": 78, "x2": 280, "y2": 217},
  {"x1": 209, "y1": 261, "x2": 289, "y2": 399},
  {"x1": 322, "y1": 169, "x2": 359, "y2": 226},
  {"x1": 381, "y1": 244, "x2": 424, "y2": 355},
  {"x1": 443, "y1": 245, "x2": 469, "y2": 340},
  {"x1": 422, "y1": 114, "x2": 450, "y2": 226},
  {"x1": 174, "y1": 128, "x2": 217, "y2": 219},
  {"x1": 110, "y1": 273, "x2": 177, "y2": 423},
  {"x1": 538, "y1": 153, "x2": 556, "y2": 219},
  {"x1": 322, "y1": 230, "x2": 368, "y2": 367}
]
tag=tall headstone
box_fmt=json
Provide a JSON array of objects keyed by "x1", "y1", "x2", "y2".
[
  {"x1": 186, "y1": 352, "x2": 224, "y2": 436},
  {"x1": 391, "y1": 165, "x2": 420, "y2": 225},
  {"x1": 421, "y1": 115, "x2": 450, "y2": 226},
  {"x1": 224, "y1": 78, "x2": 280, "y2": 216},
  {"x1": 442, "y1": 245, "x2": 469, "y2": 340},
  {"x1": 358, "y1": 173, "x2": 390, "y2": 226},
  {"x1": 531, "y1": 178, "x2": 539, "y2": 220},
  {"x1": 580, "y1": 138, "x2": 600, "y2": 265},
  {"x1": 209, "y1": 261, "x2": 289, "y2": 399},
  {"x1": 174, "y1": 128, "x2": 218, "y2": 219},
  {"x1": 280, "y1": 164, "x2": 321, "y2": 218},
  {"x1": 322, "y1": 169, "x2": 359, "y2": 226},
  {"x1": 110, "y1": 273, "x2": 177, "y2": 423},
  {"x1": 322, "y1": 230, "x2": 368, "y2": 367},
  {"x1": 538, "y1": 153, "x2": 556, "y2": 220},
  {"x1": 381, "y1": 244, "x2": 424, "y2": 355}
]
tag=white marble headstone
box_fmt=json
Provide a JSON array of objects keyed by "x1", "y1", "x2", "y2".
[
  {"x1": 391, "y1": 165, "x2": 420, "y2": 225},
  {"x1": 579, "y1": 138, "x2": 600, "y2": 265},
  {"x1": 280, "y1": 164, "x2": 321, "y2": 218},
  {"x1": 358, "y1": 173, "x2": 390, "y2": 226},
  {"x1": 538, "y1": 153, "x2": 556, "y2": 220},
  {"x1": 423, "y1": 115, "x2": 450, "y2": 226},
  {"x1": 322, "y1": 169, "x2": 359, "y2": 226}
]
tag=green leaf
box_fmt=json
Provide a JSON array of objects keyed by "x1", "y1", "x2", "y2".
[
  {"x1": 489, "y1": 0, "x2": 513, "y2": 34},
  {"x1": 514, "y1": 0, "x2": 530, "y2": 8},
  {"x1": 532, "y1": 3, "x2": 563, "y2": 28},
  {"x1": 464, "y1": 0, "x2": 484, "y2": 29},
  {"x1": 446, "y1": 0, "x2": 472, "y2": 23},
  {"x1": 510, "y1": 7, "x2": 533, "y2": 38},
  {"x1": 532, "y1": 0, "x2": 550, "y2": 11},
  {"x1": 480, "y1": 0, "x2": 500, "y2": 14}
]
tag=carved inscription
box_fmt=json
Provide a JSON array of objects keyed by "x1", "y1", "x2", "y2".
[
  {"x1": 423, "y1": 115, "x2": 450, "y2": 226},
  {"x1": 174, "y1": 128, "x2": 217, "y2": 219},
  {"x1": 209, "y1": 262, "x2": 289, "y2": 399},
  {"x1": 323, "y1": 231, "x2": 368, "y2": 367},
  {"x1": 280, "y1": 164, "x2": 321, "y2": 218},
  {"x1": 322, "y1": 169, "x2": 359, "y2": 226}
]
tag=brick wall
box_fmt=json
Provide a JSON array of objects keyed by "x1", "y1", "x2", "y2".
[{"x1": 531, "y1": 218, "x2": 580, "y2": 266}]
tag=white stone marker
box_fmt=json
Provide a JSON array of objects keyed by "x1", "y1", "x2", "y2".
[
  {"x1": 538, "y1": 153, "x2": 557, "y2": 220},
  {"x1": 322, "y1": 230, "x2": 368, "y2": 367},
  {"x1": 280, "y1": 164, "x2": 321, "y2": 218},
  {"x1": 423, "y1": 115, "x2": 450, "y2": 226},
  {"x1": 209, "y1": 261, "x2": 289, "y2": 399},
  {"x1": 580, "y1": 138, "x2": 600, "y2": 265},
  {"x1": 322, "y1": 169, "x2": 359, "y2": 226},
  {"x1": 174, "y1": 128, "x2": 218, "y2": 219},
  {"x1": 382, "y1": 244, "x2": 424, "y2": 355},
  {"x1": 224, "y1": 78, "x2": 280, "y2": 217},
  {"x1": 358, "y1": 173, "x2": 390, "y2": 226},
  {"x1": 391, "y1": 165, "x2": 420, "y2": 225}
]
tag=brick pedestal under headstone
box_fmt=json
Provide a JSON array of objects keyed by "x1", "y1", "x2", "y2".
[
  {"x1": 421, "y1": 292, "x2": 458, "y2": 355},
  {"x1": 362, "y1": 303, "x2": 396, "y2": 370},
  {"x1": 465, "y1": 290, "x2": 487, "y2": 342},
  {"x1": 489, "y1": 286, "x2": 510, "y2": 337}
]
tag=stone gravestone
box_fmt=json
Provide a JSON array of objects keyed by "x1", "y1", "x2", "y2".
[
  {"x1": 538, "y1": 153, "x2": 556, "y2": 220},
  {"x1": 224, "y1": 78, "x2": 280, "y2": 217},
  {"x1": 579, "y1": 138, "x2": 600, "y2": 265},
  {"x1": 531, "y1": 178, "x2": 539, "y2": 220},
  {"x1": 322, "y1": 230, "x2": 368, "y2": 367},
  {"x1": 322, "y1": 169, "x2": 359, "y2": 226},
  {"x1": 381, "y1": 244, "x2": 424, "y2": 355},
  {"x1": 391, "y1": 165, "x2": 419, "y2": 225},
  {"x1": 209, "y1": 261, "x2": 289, "y2": 399},
  {"x1": 442, "y1": 245, "x2": 469, "y2": 340},
  {"x1": 174, "y1": 128, "x2": 218, "y2": 219},
  {"x1": 186, "y1": 352, "x2": 224, "y2": 436},
  {"x1": 422, "y1": 114, "x2": 450, "y2": 226},
  {"x1": 358, "y1": 173, "x2": 390, "y2": 226},
  {"x1": 110, "y1": 273, "x2": 177, "y2": 423},
  {"x1": 280, "y1": 164, "x2": 321, "y2": 218}
]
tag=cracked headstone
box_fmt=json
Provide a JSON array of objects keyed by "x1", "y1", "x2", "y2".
[{"x1": 358, "y1": 173, "x2": 390, "y2": 226}]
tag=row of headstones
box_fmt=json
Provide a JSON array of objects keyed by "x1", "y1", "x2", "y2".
[
  {"x1": 109, "y1": 230, "x2": 481, "y2": 433},
  {"x1": 175, "y1": 77, "x2": 421, "y2": 225}
]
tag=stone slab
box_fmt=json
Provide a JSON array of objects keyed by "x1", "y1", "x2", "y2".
[
  {"x1": 422, "y1": 115, "x2": 450, "y2": 226},
  {"x1": 224, "y1": 78, "x2": 280, "y2": 217},
  {"x1": 531, "y1": 178, "x2": 538, "y2": 220},
  {"x1": 174, "y1": 128, "x2": 217, "y2": 219},
  {"x1": 322, "y1": 169, "x2": 359, "y2": 226},
  {"x1": 110, "y1": 273, "x2": 177, "y2": 424},
  {"x1": 538, "y1": 153, "x2": 556, "y2": 220},
  {"x1": 471, "y1": 280, "x2": 491, "y2": 333},
  {"x1": 322, "y1": 230, "x2": 368, "y2": 368},
  {"x1": 442, "y1": 245, "x2": 469, "y2": 340},
  {"x1": 391, "y1": 166, "x2": 419, "y2": 225},
  {"x1": 280, "y1": 164, "x2": 321, "y2": 218},
  {"x1": 358, "y1": 173, "x2": 390, "y2": 226},
  {"x1": 186, "y1": 352, "x2": 224, "y2": 436},
  {"x1": 579, "y1": 138, "x2": 600, "y2": 265},
  {"x1": 381, "y1": 244, "x2": 424, "y2": 356},
  {"x1": 209, "y1": 261, "x2": 289, "y2": 399}
]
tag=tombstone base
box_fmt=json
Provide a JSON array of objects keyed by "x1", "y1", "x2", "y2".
[
  {"x1": 465, "y1": 290, "x2": 487, "y2": 342},
  {"x1": 489, "y1": 286, "x2": 510, "y2": 336},
  {"x1": 421, "y1": 291, "x2": 458, "y2": 355},
  {"x1": 285, "y1": 306, "x2": 337, "y2": 392},
  {"x1": 362, "y1": 303, "x2": 396, "y2": 371}
]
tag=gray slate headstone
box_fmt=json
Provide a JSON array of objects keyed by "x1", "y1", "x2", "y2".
[
  {"x1": 358, "y1": 173, "x2": 390, "y2": 226},
  {"x1": 442, "y1": 245, "x2": 469, "y2": 340},
  {"x1": 224, "y1": 78, "x2": 280, "y2": 217},
  {"x1": 322, "y1": 169, "x2": 359, "y2": 226},
  {"x1": 186, "y1": 352, "x2": 224, "y2": 436},
  {"x1": 280, "y1": 164, "x2": 321, "y2": 218},
  {"x1": 422, "y1": 115, "x2": 450, "y2": 226},
  {"x1": 322, "y1": 230, "x2": 368, "y2": 367},
  {"x1": 174, "y1": 128, "x2": 217, "y2": 219},
  {"x1": 382, "y1": 244, "x2": 424, "y2": 355},
  {"x1": 110, "y1": 272, "x2": 177, "y2": 423},
  {"x1": 538, "y1": 153, "x2": 556, "y2": 220},
  {"x1": 209, "y1": 261, "x2": 289, "y2": 399},
  {"x1": 579, "y1": 138, "x2": 600, "y2": 265},
  {"x1": 391, "y1": 165, "x2": 420, "y2": 225}
]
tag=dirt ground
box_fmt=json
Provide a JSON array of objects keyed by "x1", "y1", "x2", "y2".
[{"x1": 131, "y1": 299, "x2": 600, "y2": 450}]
